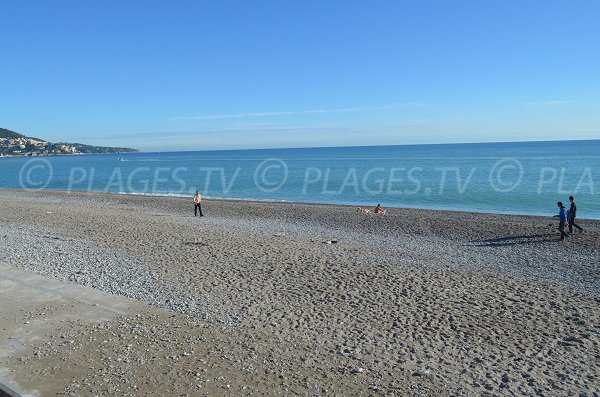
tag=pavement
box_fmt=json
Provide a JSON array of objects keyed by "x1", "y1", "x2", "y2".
[{"x1": 0, "y1": 263, "x2": 148, "y2": 397}]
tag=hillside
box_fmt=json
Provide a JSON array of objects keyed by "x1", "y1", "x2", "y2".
[
  {"x1": 0, "y1": 127, "x2": 43, "y2": 141},
  {"x1": 0, "y1": 128, "x2": 138, "y2": 156}
]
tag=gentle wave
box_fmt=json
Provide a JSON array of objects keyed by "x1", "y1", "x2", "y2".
[{"x1": 116, "y1": 191, "x2": 293, "y2": 203}]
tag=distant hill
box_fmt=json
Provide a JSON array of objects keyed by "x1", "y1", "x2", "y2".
[
  {"x1": 0, "y1": 127, "x2": 44, "y2": 141},
  {"x1": 52, "y1": 142, "x2": 139, "y2": 154},
  {"x1": 0, "y1": 127, "x2": 138, "y2": 156}
]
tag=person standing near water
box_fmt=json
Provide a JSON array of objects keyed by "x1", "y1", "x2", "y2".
[
  {"x1": 568, "y1": 196, "x2": 583, "y2": 234},
  {"x1": 194, "y1": 191, "x2": 203, "y2": 217},
  {"x1": 557, "y1": 202, "x2": 568, "y2": 241}
]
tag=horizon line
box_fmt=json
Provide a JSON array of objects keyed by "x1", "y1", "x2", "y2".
[{"x1": 129, "y1": 137, "x2": 600, "y2": 154}]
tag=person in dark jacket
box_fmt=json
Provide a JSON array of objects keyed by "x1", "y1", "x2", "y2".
[
  {"x1": 568, "y1": 196, "x2": 583, "y2": 233},
  {"x1": 557, "y1": 202, "x2": 569, "y2": 241}
]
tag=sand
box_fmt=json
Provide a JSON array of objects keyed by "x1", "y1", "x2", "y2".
[{"x1": 0, "y1": 189, "x2": 598, "y2": 396}]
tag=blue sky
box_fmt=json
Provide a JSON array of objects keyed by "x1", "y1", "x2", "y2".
[{"x1": 1, "y1": 1, "x2": 599, "y2": 151}]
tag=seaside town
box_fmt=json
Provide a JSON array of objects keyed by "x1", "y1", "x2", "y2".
[{"x1": 0, "y1": 136, "x2": 75, "y2": 156}]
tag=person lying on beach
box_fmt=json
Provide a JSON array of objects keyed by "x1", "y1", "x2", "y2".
[
  {"x1": 356, "y1": 207, "x2": 371, "y2": 213},
  {"x1": 374, "y1": 204, "x2": 386, "y2": 214}
]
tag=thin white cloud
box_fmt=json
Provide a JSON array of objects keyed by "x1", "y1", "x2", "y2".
[
  {"x1": 67, "y1": 123, "x2": 341, "y2": 141},
  {"x1": 172, "y1": 111, "x2": 305, "y2": 120},
  {"x1": 523, "y1": 100, "x2": 573, "y2": 106},
  {"x1": 170, "y1": 102, "x2": 429, "y2": 121},
  {"x1": 546, "y1": 100, "x2": 572, "y2": 106}
]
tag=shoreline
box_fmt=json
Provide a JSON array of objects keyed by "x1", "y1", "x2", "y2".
[
  {"x1": 2, "y1": 187, "x2": 597, "y2": 221},
  {"x1": 0, "y1": 151, "x2": 136, "y2": 158}
]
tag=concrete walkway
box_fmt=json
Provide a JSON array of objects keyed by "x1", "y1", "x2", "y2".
[{"x1": 0, "y1": 263, "x2": 148, "y2": 397}]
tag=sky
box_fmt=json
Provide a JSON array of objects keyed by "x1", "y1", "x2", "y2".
[{"x1": 1, "y1": 1, "x2": 599, "y2": 151}]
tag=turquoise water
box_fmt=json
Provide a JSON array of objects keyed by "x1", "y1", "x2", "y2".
[{"x1": 1, "y1": 140, "x2": 599, "y2": 219}]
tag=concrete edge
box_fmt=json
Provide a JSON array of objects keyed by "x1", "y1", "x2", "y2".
[
  {"x1": 0, "y1": 264, "x2": 134, "y2": 316},
  {"x1": 0, "y1": 377, "x2": 25, "y2": 397},
  {"x1": 0, "y1": 263, "x2": 151, "y2": 396}
]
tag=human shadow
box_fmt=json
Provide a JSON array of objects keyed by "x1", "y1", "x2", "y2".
[
  {"x1": 468, "y1": 233, "x2": 557, "y2": 247},
  {"x1": 183, "y1": 241, "x2": 208, "y2": 247}
]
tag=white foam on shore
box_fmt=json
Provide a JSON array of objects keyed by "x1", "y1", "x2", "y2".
[
  {"x1": 116, "y1": 191, "x2": 293, "y2": 204},
  {"x1": 112, "y1": 190, "x2": 591, "y2": 219}
]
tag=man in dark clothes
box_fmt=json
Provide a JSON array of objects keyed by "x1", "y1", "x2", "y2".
[{"x1": 568, "y1": 196, "x2": 583, "y2": 233}]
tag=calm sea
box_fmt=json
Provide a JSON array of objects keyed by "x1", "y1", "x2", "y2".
[{"x1": 1, "y1": 140, "x2": 599, "y2": 219}]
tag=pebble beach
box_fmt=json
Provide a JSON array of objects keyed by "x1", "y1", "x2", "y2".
[{"x1": 0, "y1": 189, "x2": 599, "y2": 396}]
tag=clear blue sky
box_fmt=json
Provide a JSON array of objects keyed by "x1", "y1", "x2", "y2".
[{"x1": 1, "y1": 1, "x2": 599, "y2": 151}]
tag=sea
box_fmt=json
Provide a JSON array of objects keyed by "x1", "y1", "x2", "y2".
[{"x1": 1, "y1": 140, "x2": 599, "y2": 219}]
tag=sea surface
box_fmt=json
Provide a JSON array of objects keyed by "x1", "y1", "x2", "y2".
[{"x1": 1, "y1": 140, "x2": 599, "y2": 219}]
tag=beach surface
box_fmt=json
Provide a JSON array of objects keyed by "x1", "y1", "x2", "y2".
[{"x1": 0, "y1": 189, "x2": 598, "y2": 396}]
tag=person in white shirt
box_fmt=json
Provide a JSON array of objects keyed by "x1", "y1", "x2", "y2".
[{"x1": 193, "y1": 191, "x2": 203, "y2": 217}]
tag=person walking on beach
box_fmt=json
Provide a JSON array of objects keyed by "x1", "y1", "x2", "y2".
[
  {"x1": 557, "y1": 202, "x2": 568, "y2": 241},
  {"x1": 193, "y1": 191, "x2": 203, "y2": 217},
  {"x1": 568, "y1": 196, "x2": 583, "y2": 234}
]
